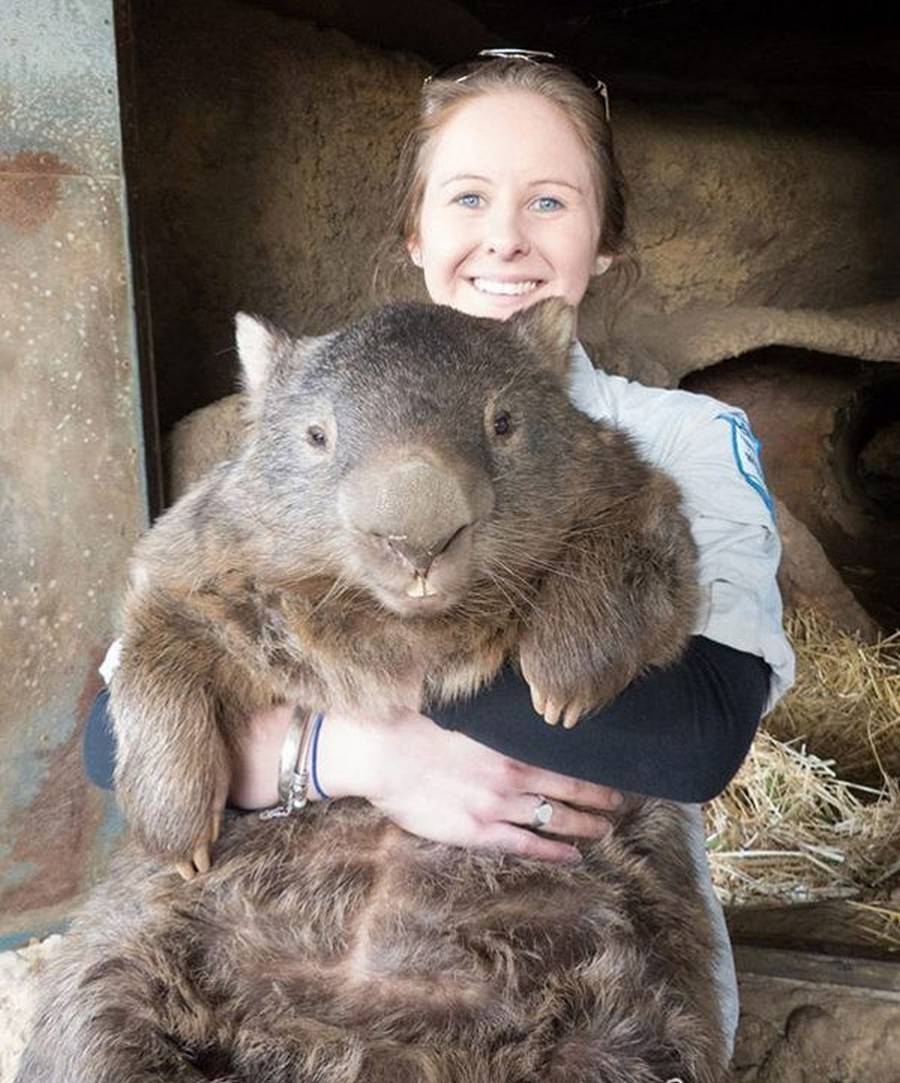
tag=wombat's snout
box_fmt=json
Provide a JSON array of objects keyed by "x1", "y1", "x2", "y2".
[
  {"x1": 384, "y1": 522, "x2": 470, "y2": 580},
  {"x1": 338, "y1": 451, "x2": 493, "y2": 613}
]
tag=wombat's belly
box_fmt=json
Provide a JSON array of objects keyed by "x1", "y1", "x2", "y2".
[
  {"x1": 43, "y1": 799, "x2": 724, "y2": 1083},
  {"x1": 182, "y1": 799, "x2": 686, "y2": 1045}
]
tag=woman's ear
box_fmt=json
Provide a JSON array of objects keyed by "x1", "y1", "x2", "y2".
[
  {"x1": 593, "y1": 253, "x2": 613, "y2": 276},
  {"x1": 406, "y1": 237, "x2": 423, "y2": 268}
]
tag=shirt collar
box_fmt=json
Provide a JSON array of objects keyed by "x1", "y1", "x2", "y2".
[{"x1": 567, "y1": 339, "x2": 602, "y2": 417}]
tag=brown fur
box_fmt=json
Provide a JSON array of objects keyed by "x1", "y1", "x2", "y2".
[{"x1": 18, "y1": 300, "x2": 725, "y2": 1082}]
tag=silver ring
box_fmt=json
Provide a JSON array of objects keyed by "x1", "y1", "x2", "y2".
[{"x1": 530, "y1": 795, "x2": 554, "y2": 831}]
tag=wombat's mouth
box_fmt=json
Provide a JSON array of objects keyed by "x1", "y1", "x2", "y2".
[
  {"x1": 357, "y1": 559, "x2": 473, "y2": 619},
  {"x1": 371, "y1": 571, "x2": 466, "y2": 618},
  {"x1": 345, "y1": 521, "x2": 478, "y2": 618}
]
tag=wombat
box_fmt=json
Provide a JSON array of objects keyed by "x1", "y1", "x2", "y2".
[{"x1": 18, "y1": 299, "x2": 726, "y2": 1083}]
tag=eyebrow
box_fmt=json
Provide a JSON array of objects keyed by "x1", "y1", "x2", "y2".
[
  {"x1": 439, "y1": 173, "x2": 584, "y2": 194},
  {"x1": 530, "y1": 179, "x2": 584, "y2": 193},
  {"x1": 439, "y1": 173, "x2": 491, "y2": 187}
]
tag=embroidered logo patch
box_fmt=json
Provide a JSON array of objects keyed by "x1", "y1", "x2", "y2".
[{"x1": 715, "y1": 412, "x2": 775, "y2": 519}]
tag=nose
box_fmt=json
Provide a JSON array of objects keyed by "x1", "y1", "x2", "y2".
[
  {"x1": 386, "y1": 524, "x2": 468, "y2": 579},
  {"x1": 484, "y1": 201, "x2": 530, "y2": 259}
]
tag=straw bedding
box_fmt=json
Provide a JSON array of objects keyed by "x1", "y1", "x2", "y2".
[{"x1": 704, "y1": 608, "x2": 900, "y2": 949}]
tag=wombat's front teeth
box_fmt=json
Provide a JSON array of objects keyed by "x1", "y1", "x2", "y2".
[{"x1": 406, "y1": 574, "x2": 438, "y2": 598}]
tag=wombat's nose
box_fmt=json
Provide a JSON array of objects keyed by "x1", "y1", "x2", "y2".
[
  {"x1": 341, "y1": 455, "x2": 476, "y2": 568},
  {"x1": 386, "y1": 525, "x2": 467, "y2": 577}
]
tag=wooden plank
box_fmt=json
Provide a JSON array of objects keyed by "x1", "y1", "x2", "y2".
[
  {"x1": 727, "y1": 900, "x2": 898, "y2": 959},
  {"x1": 734, "y1": 945, "x2": 900, "y2": 998}
]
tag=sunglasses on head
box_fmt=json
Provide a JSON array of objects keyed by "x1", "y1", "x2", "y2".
[{"x1": 424, "y1": 48, "x2": 611, "y2": 123}]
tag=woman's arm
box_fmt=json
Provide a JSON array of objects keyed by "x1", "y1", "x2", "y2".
[
  {"x1": 86, "y1": 635, "x2": 767, "y2": 806},
  {"x1": 82, "y1": 688, "x2": 626, "y2": 863},
  {"x1": 430, "y1": 637, "x2": 770, "y2": 804},
  {"x1": 82, "y1": 633, "x2": 765, "y2": 865}
]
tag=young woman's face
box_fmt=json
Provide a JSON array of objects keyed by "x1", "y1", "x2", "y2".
[{"x1": 408, "y1": 90, "x2": 602, "y2": 321}]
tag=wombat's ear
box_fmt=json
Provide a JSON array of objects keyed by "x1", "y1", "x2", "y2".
[
  {"x1": 507, "y1": 298, "x2": 576, "y2": 379},
  {"x1": 235, "y1": 311, "x2": 304, "y2": 425},
  {"x1": 235, "y1": 312, "x2": 284, "y2": 399}
]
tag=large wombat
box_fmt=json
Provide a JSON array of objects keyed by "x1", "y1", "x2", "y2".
[{"x1": 19, "y1": 300, "x2": 725, "y2": 1083}]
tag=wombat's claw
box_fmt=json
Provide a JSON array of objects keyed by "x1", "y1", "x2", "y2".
[
  {"x1": 562, "y1": 702, "x2": 585, "y2": 729},
  {"x1": 526, "y1": 680, "x2": 556, "y2": 725},
  {"x1": 536, "y1": 696, "x2": 585, "y2": 729},
  {"x1": 524, "y1": 678, "x2": 566, "y2": 727},
  {"x1": 174, "y1": 802, "x2": 225, "y2": 881},
  {"x1": 523, "y1": 664, "x2": 572, "y2": 727},
  {"x1": 174, "y1": 842, "x2": 210, "y2": 882},
  {"x1": 529, "y1": 685, "x2": 547, "y2": 719},
  {"x1": 542, "y1": 699, "x2": 564, "y2": 727}
]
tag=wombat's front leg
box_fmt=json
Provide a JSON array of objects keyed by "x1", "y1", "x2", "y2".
[
  {"x1": 518, "y1": 481, "x2": 697, "y2": 728},
  {"x1": 111, "y1": 592, "x2": 232, "y2": 878}
]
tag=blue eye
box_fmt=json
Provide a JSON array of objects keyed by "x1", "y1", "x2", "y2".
[
  {"x1": 534, "y1": 196, "x2": 563, "y2": 212},
  {"x1": 455, "y1": 193, "x2": 482, "y2": 209}
]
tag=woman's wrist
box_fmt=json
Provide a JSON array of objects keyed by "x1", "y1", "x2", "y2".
[
  {"x1": 308, "y1": 708, "x2": 384, "y2": 803},
  {"x1": 229, "y1": 704, "x2": 291, "y2": 809}
]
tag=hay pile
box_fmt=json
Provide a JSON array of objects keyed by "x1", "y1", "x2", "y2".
[
  {"x1": 0, "y1": 936, "x2": 63, "y2": 1083},
  {"x1": 704, "y1": 609, "x2": 900, "y2": 948},
  {"x1": 763, "y1": 609, "x2": 900, "y2": 784},
  {"x1": 701, "y1": 610, "x2": 900, "y2": 948}
]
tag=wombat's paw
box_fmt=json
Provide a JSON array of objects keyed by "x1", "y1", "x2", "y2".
[
  {"x1": 174, "y1": 802, "x2": 225, "y2": 881},
  {"x1": 172, "y1": 780, "x2": 229, "y2": 881},
  {"x1": 520, "y1": 659, "x2": 593, "y2": 729}
]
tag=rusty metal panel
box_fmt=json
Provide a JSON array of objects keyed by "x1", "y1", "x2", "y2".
[{"x1": 0, "y1": 0, "x2": 147, "y2": 947}]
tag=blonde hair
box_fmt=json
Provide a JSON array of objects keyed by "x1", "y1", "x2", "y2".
[{"x1": 374, "y1": 57, "x2": 628, "y2": 297}]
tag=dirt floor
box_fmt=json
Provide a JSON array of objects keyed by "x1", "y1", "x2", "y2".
[
  {"x1": 2, "y1": 937, "x2": 897, "y2": 1082},
  {"x1": 732, "y1": 974, "x2": 899, "y2": 1082}
]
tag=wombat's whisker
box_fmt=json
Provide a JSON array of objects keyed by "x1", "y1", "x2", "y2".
[
  {"x1": 484, "y1": 577, "x2": 530, "y2": 621},
  {"x1": 484, "y1": 563, "x2": 538, "y2": 618},
  {"x1": 310, "y1": 573, "x2": 358, "y2": 615},
  {"x1": 494, "y1": 544, "x2": 604, "y2": 591}
]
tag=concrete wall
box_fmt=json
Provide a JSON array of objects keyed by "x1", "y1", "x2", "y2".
[{"x1": 0, "y1": 0, "x2": 147, "y2": 946}]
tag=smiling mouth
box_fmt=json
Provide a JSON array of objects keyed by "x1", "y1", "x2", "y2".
[{"x1": 471, "y1": 278, "x2": 543, "y2": 297}]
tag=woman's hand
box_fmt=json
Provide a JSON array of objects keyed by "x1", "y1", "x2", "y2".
[{"x1": 230, "y1": 704, "x2": 623, "y2": 863}]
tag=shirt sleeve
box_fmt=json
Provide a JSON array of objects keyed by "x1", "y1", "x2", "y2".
[
  {"x1": 571, "y1": 351, "x2": 795, "y2": 714},
  {"x1": 431, "y1": 637, "x2": 770, "y2": 803},
  {"x1": 667, "y1": 405, "x2": 795, "y2": 713}
]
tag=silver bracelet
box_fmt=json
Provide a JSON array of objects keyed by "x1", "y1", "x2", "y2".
[{"x1": 259, "y1": 704, "x2": 315, "y2": 820}]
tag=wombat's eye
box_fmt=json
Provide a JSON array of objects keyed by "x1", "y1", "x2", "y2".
[
  {"x1": 493, "y1": 411, "x2": 513, "y2": 437},
  {"x1": 306, "y1": 425, "x2": 327, "y2": 449}
]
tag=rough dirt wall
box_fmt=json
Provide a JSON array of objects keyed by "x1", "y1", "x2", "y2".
[
  {"x1": 130, "y1": 0, "x2": 900, "y2": 431},
  {"x1": 134, "y1": 0, "x2": 900, "y2": 631},
  {"x1": 130, "y1": 0, "x2": 428, "y2": 434}
]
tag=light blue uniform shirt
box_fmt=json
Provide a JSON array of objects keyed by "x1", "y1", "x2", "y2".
[{"x1": 568, "y1": 341, "x2": 795, "y2": 713}]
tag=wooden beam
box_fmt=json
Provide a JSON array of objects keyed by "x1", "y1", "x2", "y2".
[{"x1": 734, "y1": 945, "x2": 900, "y2": 999}]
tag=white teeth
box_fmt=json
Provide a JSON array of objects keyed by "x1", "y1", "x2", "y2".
[
  {"x1": 472, "y1": 278, "x2": 540, "y2": 296},
  {"x1": 405, "y1": 574, "x2": 438, "y2": 598}
]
